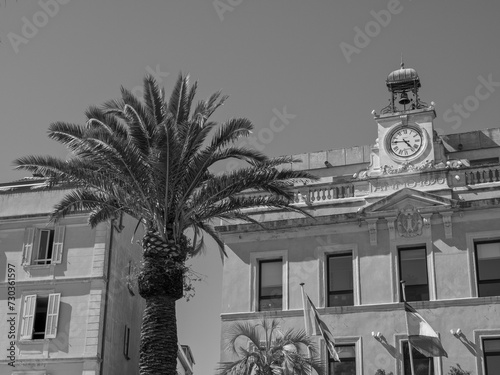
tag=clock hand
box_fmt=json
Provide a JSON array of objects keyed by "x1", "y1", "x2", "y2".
[{"x1": 403, "y1": 139, "x2": 411, "y2": 147}]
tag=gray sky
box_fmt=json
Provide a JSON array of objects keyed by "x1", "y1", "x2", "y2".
[{"x1": 2, "y1": 0, "x2": 500, "y2": 372}]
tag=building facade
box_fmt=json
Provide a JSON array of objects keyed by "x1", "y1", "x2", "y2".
[
  {"x1": 0, "y1": 179, "x2": 143, "y2": 375},
  {"x1": 217, "y1": 66, "x2": 500, "y2": 375},
  {"x1": 0, "y1": 179, "x2": 196, "y2": 375}
]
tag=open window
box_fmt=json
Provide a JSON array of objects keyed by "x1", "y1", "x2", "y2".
[
  {"x1": 20, "y1": 293, "x2": 61, "y2": 340},
  {"x1": 21, "y1": 226, "x2": 65, "y2": 266}
]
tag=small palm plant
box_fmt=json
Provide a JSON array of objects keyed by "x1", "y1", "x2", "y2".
[
  {"x1": 448, "y1": 364, "x2": 472, "y2": 375},
  {"x1": 217, "y1": 319, "x2": 324, "y2": 375}
]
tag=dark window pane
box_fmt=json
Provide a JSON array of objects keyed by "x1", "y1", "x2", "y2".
[
  {"x1": 259, "y1": 260, "x2": 282, "y2": 311},
  {"x1": 400, "y1": 248, "x2": 429, "y2": 302},
  {"x1": 328, "y1": 293, "x2": 354, "y2": 307},
  {"x1": 484, "y1": 338, "x2": 500, "y2": 375},
  {"x1": 33, "y1": 297, "x2": 48, "y2": 340},
  {"x1": 478, "y1": 283, "x2": 500, "y2": 297},
  {"x1": 405, "y1": 285, "x2": 430, "y2": 302},
  {"x1": 328, "y1": 254, "x2": 353, "y2": 307},
  {"x1": 402, "y1": 341, "x2": 434, "y2": 375},
  {"x1": 330, "y1": 361, "x2": 356, "y2": 375},
  {"x1": 36, "y1": 229, "x2": 54, "y2": 265},
  {"x1": 477, "y1": 242, "x2": 500, "y2": 280},
  {"x1": 329, "y1": 345, "x2": 355, "y2": 375},
  {"x1": 476, "y1": 242, "x2": 500, "y2": 297},
  {"x1": 329, "y1": 256, "x2": 353, "y2": 291},
  {"x1": 484, "y1": 338, "x2": 500, "y2": 351}
]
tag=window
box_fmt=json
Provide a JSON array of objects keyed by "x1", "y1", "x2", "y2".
[
  {"x1": 475, "y1": 241, "x2": 500, "y2": 297},
  {"x1": 402, "y1": 341, "x2": 434, "y2": 375},
  {"x1": 21, "y1": 226, "x2": 65, "y2": 266},
  {"x1": 20, "y1": 293, "x2": 61, "y2": 340},
  {"x1": 484, "y1": 338, "x2": 500, "y2": 374},
  {"x1": 399, "y1": 247, "x2": 429, "y2": 302},
  {"x1": 327, "y1": 253, "x2": 353, "y2": 307},
  {"x1": 35, "y1": 229, "x2": 54, "y2": 265},
  {"x1": 259, "y1": 259, "x2": 282, "y2": 311},
  {"x1": 329, "y1": 345, "x2": 356, "y2": 375},
  {"x1": 123, "y1": 325, "x2": 131, "y2": 359}
]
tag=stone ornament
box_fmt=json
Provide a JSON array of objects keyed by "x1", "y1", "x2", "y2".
[{"x1": 396, "y1": 205, "x2": 423, "y2": 237}]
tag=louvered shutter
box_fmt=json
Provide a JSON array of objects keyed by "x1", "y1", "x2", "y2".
[
  {"x1": 45, "y1": 293, "x2": 61, "y2": 339},
  {"x1": 20, "y1": 294, "x2": 37, "y2": 339},
  {"x1": 51, "y1": 226, "x2": 65, "y2": 264},
  {"x1": 21, "y1": 227, "x2": 35, "y2": 265}
]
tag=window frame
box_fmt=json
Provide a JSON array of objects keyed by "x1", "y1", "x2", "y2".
[
  {"x1": 395, "y1": 334, "x2": 441, "y2": 375},
  {"x1": 474, "y1": 239, "x2": 500, "y2": 297},
  {"x1": 328, "y1": 343, "x2": 356, "y2": 375},
  {"x1": 258, "y1": 259, "x2": 283, "y2": 312},
  {"x1": 466, "y1": 231, "x2": 500, "y2": 298},
  {"x1": 398, "y1": 245, "x2": 430, "y2": 302},
  {"x1": 401, "y1": 340, "x2": 434, "y2": 375},
  {"x1": 323, "y1": 336, "x2": 362, "y2": 375},
  {"x1": 474, "y1": 329, "x2": 500, "y2": 375},
  {"x1": 326, "y1": 252, "x2": 354, "y2": 307},
  {"x1": 21, "y1": 226, "x2": 65, "y2": 267},
  {"x1": 250, "y1": 250, "x2": 288, "y2": 312},
  {"x1": 483, "y1": 337, "x2": 500, "y2": 375},
  {"x1": 19, "y1": 292, "x2": 61, "y2": 341},
  {"x1": 318, "y1": 244, "x2": 359, "y2": 308},
  {"x1": 34, "y1": 229, "x2": 54, "y2": 265}
]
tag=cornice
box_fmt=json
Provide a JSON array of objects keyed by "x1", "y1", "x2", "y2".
[{"x1": 220, "y1": 296, "x2": 500, "y2": 322}]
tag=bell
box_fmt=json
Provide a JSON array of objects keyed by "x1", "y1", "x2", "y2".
[{"x1": 398, "y1": 92, "x2": 410, "y2": 105}]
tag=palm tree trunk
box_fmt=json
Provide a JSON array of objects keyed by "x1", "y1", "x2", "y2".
[
  {"x1": 140, "y1": 295, "x2": 178, "y2": 374},
  {"x1": 138, "y1": 231, "x2": 186, "y2": 375}
]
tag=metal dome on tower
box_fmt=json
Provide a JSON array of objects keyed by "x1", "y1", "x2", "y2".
[{"x1": 381, "y1": 58, "x2": 428, "y2": 114}]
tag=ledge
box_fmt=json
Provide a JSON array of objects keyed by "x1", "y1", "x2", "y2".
[
  {"x1": 220, "y1": 296, "x2": 500, "y2": 321},
  {"x1": 0, "y1": 355, "x2": 101, "y2": 365},
  {"x1": 0, "y1": 275, "x2": 106, "y2": 287}
]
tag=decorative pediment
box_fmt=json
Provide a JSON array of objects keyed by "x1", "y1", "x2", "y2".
[
  {"x1": 359, "y1": 188, "x2": 457, "y2": 217},
  {"x1": 360, "y1": 188, "x2": 457, "y2": 245}
]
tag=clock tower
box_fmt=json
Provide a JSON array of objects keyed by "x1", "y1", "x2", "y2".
[{"x1": 370, "y1": 62, "x2": 444, "y2": 174}]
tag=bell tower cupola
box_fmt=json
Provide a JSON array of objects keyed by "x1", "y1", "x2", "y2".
[
  {"x1": 367, "y1": 59, "x2": 443, "y2": 175},
  {"x1": 382, "y1": 59, "x2": 427, "y2": 114}
]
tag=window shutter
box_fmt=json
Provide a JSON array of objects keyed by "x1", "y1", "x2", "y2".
[
  {"x1": 45, "y1": 293, "x2": 61, "y2": 339},
  {"x1": 21, "y1": 227, "x2": 35, "y2": 265},
  {"x1": 20, "y1": 294, "x2": 37, "y2": 339},
  {"x1": 51, "y1": 226, "x2": 65, "y2": 264}
]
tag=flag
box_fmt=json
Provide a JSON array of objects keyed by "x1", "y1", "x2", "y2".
[
  {"x1": 301, "y1": 288, "x2": 340, "y2": 362},
  {"x1": 404, "y1": 302, "x2": 448, "y2": 358}
]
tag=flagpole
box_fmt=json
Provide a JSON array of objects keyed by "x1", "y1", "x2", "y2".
[
  {"x1": 299, "y1": 282, "x2": 313, "y2": 360},
  {"x1": 401, "y1": 280, "x2": 416, "y2": 375},
  {"x1": 300, "y1": 283, "x2": 308, "y2": 333}
]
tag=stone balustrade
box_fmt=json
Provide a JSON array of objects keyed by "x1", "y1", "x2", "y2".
[
  {"x1": 464, "y1": 165, "x2": 500, "y2": 185},
  {"x1": 292, "y1": 183, "x2": 355, "y2": 204}
]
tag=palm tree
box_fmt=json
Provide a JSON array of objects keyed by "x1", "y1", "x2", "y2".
[
  {"x1": 14, "y1": 74, "x2": 316, "y2": 375},
  {"x1": 217, "y1": 319, "x2": 324, "y2": 375}
]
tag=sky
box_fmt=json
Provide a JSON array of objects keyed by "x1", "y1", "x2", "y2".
[{"x1": 1, "y1": 0, "x2": 500, "y2": 372}]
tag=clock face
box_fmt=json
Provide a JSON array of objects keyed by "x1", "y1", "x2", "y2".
[{"x1": 389, "y1": 127, "x2": 423, "y2": 158}]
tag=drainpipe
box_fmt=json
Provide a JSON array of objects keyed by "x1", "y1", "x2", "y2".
[{"x1": 99, "y1": 220, "x2": 114, "y2": 375}]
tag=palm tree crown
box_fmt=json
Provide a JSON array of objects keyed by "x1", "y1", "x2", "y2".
[
  {"x1": 14, "y1": 74, "x2": 316, "y2": 375},
  {"x1": 217, "y1": 319, "x2": 324, "y2": 375}
]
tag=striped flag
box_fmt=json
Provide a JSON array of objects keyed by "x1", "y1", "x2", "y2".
[
  {"x1": 404, "y1": 302, "x2": 448, "y2": 358},
  {"x1": 302, "y1": 288, "x2": 340, "y2": 362}
]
